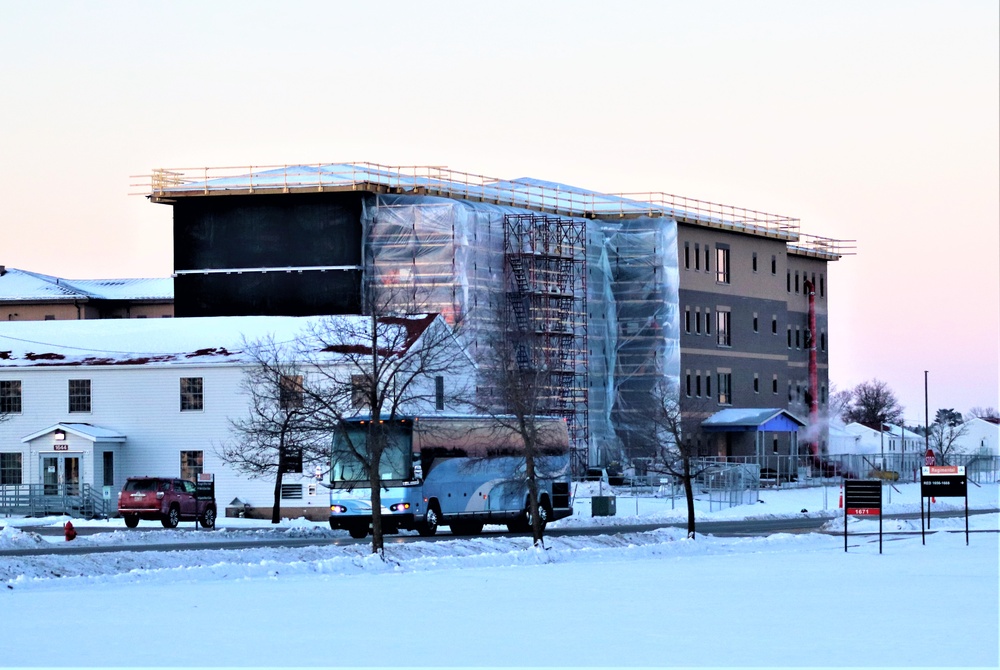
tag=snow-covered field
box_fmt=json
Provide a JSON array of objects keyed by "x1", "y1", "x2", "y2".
[{"x1": 2, "y1": 482, "x2": 997, "y2": 669}]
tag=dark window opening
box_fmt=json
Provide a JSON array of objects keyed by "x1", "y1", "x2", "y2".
[
  {"x1": 69, "y1": 379, "x2": 91, "y2": 413},
  {"x1": 180, "y1": 377, "x2": 204, "y2": 411}
]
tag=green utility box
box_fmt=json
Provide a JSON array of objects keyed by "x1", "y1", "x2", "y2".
[{"x1": 591, "y1": 495, "x2": 617, "y2": 517}]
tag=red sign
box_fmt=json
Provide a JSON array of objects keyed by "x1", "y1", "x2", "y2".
[
  {"x1": 924, "y1": 449, "x2": 936, "y2": 467},
  {"x1": 846, "y1": 508, "x2": 879, "y2": 516},
  {"x1": 925, "y1": 466, "x2": 960, "y2": 475}
]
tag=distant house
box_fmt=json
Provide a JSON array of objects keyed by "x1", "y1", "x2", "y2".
[
  {"x1": 0, "y1": 266, "x2": 173, "y2": 320},
  {"x1": 0, "y1": 314, "x2": 472, "y2": 519},
  {"x1": 840, "y1": 422, "x2": 924, "y2": 457},
  {"x1": 956, "y1": 417, "x2": 1000, "y2": 457}
]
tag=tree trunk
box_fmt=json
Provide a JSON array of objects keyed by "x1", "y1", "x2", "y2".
[
  {"x1": 525, "y1": 449, "x2": 543, "y2": 547},
  {"x1": 272, "y1": 466, "x2": 283, "y2": 525},
  {"x1": 683, "y1": 454, "x2": 696, "y2": 539}
]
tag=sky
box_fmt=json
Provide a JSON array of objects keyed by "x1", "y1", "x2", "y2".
[
  {"x1": 1, "y1": 1, "x2": 997, "y2": 423},
  {"x1": 2, "y1": 483, "x2": 998, "y2": 668}
]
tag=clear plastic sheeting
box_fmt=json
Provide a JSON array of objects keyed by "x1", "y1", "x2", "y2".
[{"x1": 362, "y1": 194, "x2": 679, "y2": 469}]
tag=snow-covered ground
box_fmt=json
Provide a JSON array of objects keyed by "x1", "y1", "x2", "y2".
[{"x1": 2, "y1": 482, "x2": 998, "y2": 669}]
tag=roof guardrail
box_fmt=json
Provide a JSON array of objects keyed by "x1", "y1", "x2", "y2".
[{"x1": 131, "y1": 162, "x2": 845, "y2": 242}]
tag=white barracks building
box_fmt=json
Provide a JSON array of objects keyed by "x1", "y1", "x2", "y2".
[{"x1": 0, "y1": 315, "x2": 464, "y2": 519}]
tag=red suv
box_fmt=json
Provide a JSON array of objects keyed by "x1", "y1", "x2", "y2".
[{"x1": 118, "y1": 477, "x2": 216, "y2": 529}]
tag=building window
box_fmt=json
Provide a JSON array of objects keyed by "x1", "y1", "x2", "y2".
[
  {"x1": 695, "y1": 374, "x2": 702, "y2": 397},
  {"x1": 0, "y1": 380, "x2": 22, "y2": 414},
  {"x1": 771, "y1": 255, "x2": 777, "y2": 275},
  {"x1": 753, "y1": 373, "x2": 760, "y2": 394},
  {"x1": 771, "y1": 315, "x2": 777, "y2": 335},
  {"x1": 44, "y1": 315, "x2": 56, "y2": 321},
  {"x1": 694, "y1": 243, "x2": 700, "y2": 270},
  {"x1": 180, "y1": 377, "x2": 204, "y2": 411},
  {"x1": 705, "y1": 374, "x2": 711, "y2": 398},
  {"x1": 820, "y1": 384, "x2": 827, "y2": 404},
  {"x1": 788, "y1": 382, "x2": 793, "y2": 403},
  {"x1": 0, "y1": 452, "x2": 22, "y2": 485},
  {"x1": 820, "y1": 330, "x2": 826, "y2": 352},
  {"x1": 435, "y1": 375, "x2": 445, "y2": 411},
  {"x1": 279, "y1": 375, "x2": 304, "y2": 409},
  {"x1": 684, "y1": 307, "x2": 691, "y2": 333},
  {"x1": 180, "y1": 451, "x2": 203, "y2": 481},
  {"x1": 684, "y1": 242, "x2": 690, "y2": 270},
  {"x1": 820, "y1": 274, "x2": 825, "y2": 297},
  {"x1": 752, "y1": 252, "x2": 758, "y2": 273},
  {"x1": 794, "y1": 271, "x2": 800, "y2": 293},
  {"x1": 685, "y1": 372, "x2": 692, "y2": 397},
  {"x1": 68, "y1": 379, "x2": 91, "y2": 413},
  {"x1": 752, "y1": 312, "x2": 759, "y2": 333},
  {"x1": 704, "y1": 246, "x2": 710, "y2": 272},
  {"x1": 695, "y1": 308, "x2": 702, "y2": 334},
  {"x1": 351, "y1": 374, "x2": 370, "y2": 409},
  {"x1": 772, "y1": 375, "x2": 779, "y2": 394},
  {"x1": 103, "y1": 451, "x2": 114, "y2": 487},
  {"x1": 716, "y1": 246, "x2": 730, "y2": 284},
  {"x1": 705, "y1": 308, "x2": 711, "y2": 335},
  {"x1": 795, "y1": 327, "x2": 801, "y2": 349},
  {"x1": 716, "y1": 310, "x2": 731, "y2": 347},
  {"x1": 787, "y1": 270, "x2": 791, "y2": 292},
  {"x1": 717, "y1": 372, "x2": 732, "y2": 406},
  {"x1": 787, "y1": 326, "x2": 792, "y2": 348}
]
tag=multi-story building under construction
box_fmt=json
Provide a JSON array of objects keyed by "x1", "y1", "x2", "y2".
[{"x1": 141, "y1": 163, "x2": 852, "y2": 473}]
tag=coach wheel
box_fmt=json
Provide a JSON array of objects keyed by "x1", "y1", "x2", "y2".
[{"x1": 417, "y1": 506, "x2": 439, "y2": 537}]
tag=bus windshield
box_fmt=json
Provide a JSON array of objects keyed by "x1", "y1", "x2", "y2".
[{"x1": 331, "y1": 422, "x2": 413, "y2": 486}]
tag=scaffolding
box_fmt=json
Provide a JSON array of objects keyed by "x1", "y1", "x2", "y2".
[{"x1": 503, "y1": 214, "x2": 589, "y2": 472}]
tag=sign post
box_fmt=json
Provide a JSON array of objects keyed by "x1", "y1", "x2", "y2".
[
  {"x1": 920, "y1": 466, "x2": 968, "y2": 545},
  {"x1": 844, "y1": 479, "x2": 883, "y2": 554},
  {"x1": 196, "y1": 473, "x2": 215, "y2": 531}
]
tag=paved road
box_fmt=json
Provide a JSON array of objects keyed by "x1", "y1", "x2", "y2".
[{"x1": 2, "y1": 509, "x2": 994, "y2": 558}]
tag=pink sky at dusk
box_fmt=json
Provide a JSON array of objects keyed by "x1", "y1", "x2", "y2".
[{"x1": 1, "y1": 1, "x2": 997, "y2": 422}]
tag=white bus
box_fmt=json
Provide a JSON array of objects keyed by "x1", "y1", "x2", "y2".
[{"x1": 328, "y1": 415, "x2": 573, "y2": 538}]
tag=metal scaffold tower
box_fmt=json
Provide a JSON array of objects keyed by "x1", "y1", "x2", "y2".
[{"x1": 503, "y1": 213, "x2": 589, "y2": 474}]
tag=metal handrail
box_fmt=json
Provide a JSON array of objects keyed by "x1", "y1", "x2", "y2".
[{"x1": 131, "y1": 162, "x2": 814, "y2": 237}]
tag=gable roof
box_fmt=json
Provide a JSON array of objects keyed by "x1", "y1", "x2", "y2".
[
  {"x1": 0, "y1": 314, "x2": 443, "y2": 368},
  {"x1": 701, "y1": 408, "x2": 806, "y2": 432},
  {"x1": 21, "y1": 423, "x2": 127, "y2": 443},
  {"x1": 0, "y1": 267, "x2": 172, "y2": 303}
]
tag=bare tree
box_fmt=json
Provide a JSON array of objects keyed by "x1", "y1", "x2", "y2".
[
  {"x1": 841, "y1": 379, "x2": 904, "y2": 425},
  {"x1": 218, "y1": 335, "x2": 326, "y2": 523},
  {"x1": 641, "y1": 379, "x2": 714, "y2": 539},
  {"x1": 472, "y1": 312, "x2": 566, "y2": 548},
  {"x1": 929, "y1": 409, "x2": 970, "y2": 465},
  {"x1": 302, "y1": 287, "x2": 473, "y2": 557},
  {"x1": 967, "y1": 406, "x2": 1000, "y2": 421}
]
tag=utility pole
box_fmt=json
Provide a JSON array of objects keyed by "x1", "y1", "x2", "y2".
[{"x1": 924, "y1": 371, "x2": 930, "y2": 456}]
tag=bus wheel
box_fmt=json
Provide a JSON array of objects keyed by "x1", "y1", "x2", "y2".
[
  {"x1": 347, "y1": 524, "x2": 368, "y2": 539},
  {"x1": 416, "y1": 507, "x2": 439, "y2": 537},
  {"x1": 526, "y1": 502, "x2": 549, "y2": 530}
]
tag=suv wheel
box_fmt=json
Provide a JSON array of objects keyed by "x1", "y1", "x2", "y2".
[
  {"x1": 199, "y1": 506, "x2": 216, "y2": 529},
  {"x1": 161, "y1": 504, "x2": 180, "y2": 528},
  {"x1": 123, "y1": 514, "x2": 139, "y2": 529}
]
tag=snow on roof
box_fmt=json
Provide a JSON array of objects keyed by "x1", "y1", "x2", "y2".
[
  {"x1": 0, "y1": 268, "x2": 172, "y2": 302},
  {"x1": 21, "y1": 423, "x2": 126, "y2": 443},
  {"x1": 0, "y1": 268, "x2": 86, "y2": 301},
  {"x1": 0, "y1": 314, "x2": 438, "y2": 367},
  {"x1": 701, "y1": 408, "x2": 807, "y2": 431},
  {"x1": 63, "y1": 277, "x2": 172, "y2": 301},
  {"x1": 164, "y1": 163, "x2": 753, "y2": 227}
]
